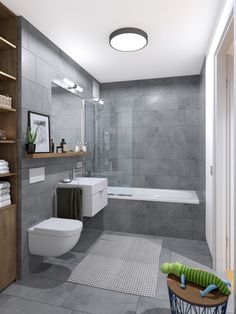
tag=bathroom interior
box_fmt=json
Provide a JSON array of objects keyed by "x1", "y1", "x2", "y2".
[{"x1": 0, "y1": 0, "x2": 235, "y2": 313}]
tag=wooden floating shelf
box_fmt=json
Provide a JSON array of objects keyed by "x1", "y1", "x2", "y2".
[
  {"x1": 0, "y1": 71, "x2": 16, "y2": 81},
  {"x1": 0, "y1": 204, "x2": 16, "y2": 212},
  {"x1": 0, "y1": 140, "x2": 15, "y2": 144},
  {"x1": 26, "y1": 151, "x2": 91, "y2": 159},
  {"x1": 0, "y1": 105, "x2": 16, "y2": 112},
  {"x1": 0, "y1": 172, "x2": 16, "y2": 178},
  {"x1": 0, "y1": 36, "x2": 16, "y2": 50}
]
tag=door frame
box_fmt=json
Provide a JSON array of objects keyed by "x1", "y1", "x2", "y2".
[{"x1": 213, "y1": 14, "x2": 234, "y2": 272}]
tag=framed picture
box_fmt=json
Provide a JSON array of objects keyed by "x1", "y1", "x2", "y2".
[{"x1": 28, "y1": 111, "x2": 51, "y2": 153}]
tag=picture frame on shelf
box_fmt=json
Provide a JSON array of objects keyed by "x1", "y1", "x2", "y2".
[{"x1": 28, "y1": 111, "x2": 51, "y2": 153}]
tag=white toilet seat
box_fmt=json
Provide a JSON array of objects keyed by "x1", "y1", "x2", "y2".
[
  {"x1": 28, "y1": 217, "x2": 83, "y2": 257},
  {"x1": 31, "y1": 217, "x2": 82, "y2": 236}
]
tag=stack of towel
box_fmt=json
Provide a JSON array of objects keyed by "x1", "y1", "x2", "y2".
[
  {"x1": 0, "y1": 160, "x2": 9, "y2": 174},
  {"x1": 0, "y1": 181, "x2": 11, "y2": 208}
]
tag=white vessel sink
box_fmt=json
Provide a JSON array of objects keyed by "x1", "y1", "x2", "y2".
[{"x1": 58, "y1": 177, "x2": 108, "y2": 217}]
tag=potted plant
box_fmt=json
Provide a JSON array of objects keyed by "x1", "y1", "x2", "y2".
[{"x1": 26, "y1": 127, "x2": 37, "y2": 154}]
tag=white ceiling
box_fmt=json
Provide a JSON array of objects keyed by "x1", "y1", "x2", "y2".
[{"x1": 2, "y1": 0, "x2": 223, "y2": 83}]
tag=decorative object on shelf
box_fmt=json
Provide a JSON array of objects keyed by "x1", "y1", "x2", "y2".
[
  {"x1": 50, "y1": 139, "x2": 55, "y2": 153},
  {"x1": 60, "y1": 138, "x2": 67, "y2": 153},
  {"x1": 25, "y1": 126, "x2": 37, "y2": 154},
  {"x1": 28, "y1": 111, "x2": 51, "y2": 153},
  {"x1": 56, "y1": 146, "x2": 62, "y2": 153},
  {"x1": 75, "y1": 142, "x2": 80, "y2": 152},
  {"x1": 82, "y1": 141, "x2": 87, "y2": 152},
  {"x1": 0, "y1": 129, "x2": 7, "y2": 140},
  {"x1": 0, "y1": 94, "x2": 12, "y2": 109}
]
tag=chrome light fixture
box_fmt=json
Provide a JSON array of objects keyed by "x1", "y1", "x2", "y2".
[
  {"x1": 93, "y1": 97, "x2": 104, "y2": 105},
  {"x1": 63, "y1": 78, "x2": 83, "y2": 92},
  {"x1": 109, "y1": 27, "x2": 148, "y2": 52}
]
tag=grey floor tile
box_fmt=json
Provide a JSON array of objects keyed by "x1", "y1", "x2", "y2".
[
  {"x1": 158, "y1": 248, "x2": 171, "y2": 279},
  {"x1": 171, "y1": 252, "x2": 212, "y2": 270},
  {"x1": 163, "y1": 237, "x2": 212, "y2": 267},
  {"x1": 0, "y1": 294, "x2": 11, "y2": 306},
  {"x1": 155, "y1": 278, "x2": 169, "y2": 301},
  {"x1": 30, "y1": 263, "x2": 73, "y2": 282},
  {"x1": 3, "y1": 277, "x2": 76, "y2": 306},
  {"x1": 72, "y1": 311, "x2": 92, "y2": 314},
  {"x1": 62, "y1": 284, "x2": 139, "y2": 314},
  {"x1": 0, "y1": 296, "x2": 72, "y2": 314},
  {"x1": 136, "y1": 296, "x2": 170, "y2": 314},
  {"x1": 45, "y1": 252, "x2": 86, "y2": 268},
  {"x1": 73, "y1": 228, "x2": 103, "y2": 253}
]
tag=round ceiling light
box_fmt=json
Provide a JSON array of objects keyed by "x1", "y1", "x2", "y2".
[{"x1": 109, "y1": 27, "x2": 148, "y2": 52}]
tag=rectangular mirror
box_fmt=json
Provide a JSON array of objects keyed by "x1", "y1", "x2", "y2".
[{"x1": 51, "y1": 82, "x2": 83, "y2": 151}]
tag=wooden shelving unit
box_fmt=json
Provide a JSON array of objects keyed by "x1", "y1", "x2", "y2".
[
  {"x1": 0, "y1": 70, "x2": 16, "y2": 80},
  {"x1": 0, "y1": 2, "x2": 17, "y2": 290},
  {"x1": 0, "y1": 105, "x2": 16, "y2": 112},
  {"x1": 0, "y1": 203, "x2": 16, "y2": 212},
  {"x1": 0, "y1": 140, "x2": 15, "y2": 143},
  {"x1": 0, "y1": 172, "x2": 16, "y2": 178},
  {"x1": 0, "y1": 36, "x2": 16, "y2": 49},
  {"x1": 26, "y1": 151, "x2": 91, "y2": 159}
]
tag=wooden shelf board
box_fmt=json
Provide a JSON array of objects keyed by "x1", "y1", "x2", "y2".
[
  {"x1": 0, "y1": 172, "x2": 16, "y2": 178},
  {"x1": 0, "y1": 105, "x2": 16, "y2": 112},
  {"x1": 0, "y1": 204, "x2": 16, "y2": 212},
  {"x1": 0, "y1": 36, "x2": 16, "y2": 49},
  {"x1": 0, "y1": 140, "x2": 15, "y2": 143},
  {"x1": 0, "y1": 71, "x2": 16, "y2": 81},
  {"x1": 26, "y1": 151, "x2": 91, "y2": 159}
]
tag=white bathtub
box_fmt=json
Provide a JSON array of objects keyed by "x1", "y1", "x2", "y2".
[{"x1": 108, "y1": 186, "x2": 199, "y2": 204}]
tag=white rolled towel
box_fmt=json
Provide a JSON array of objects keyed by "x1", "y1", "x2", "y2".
[
  {"x1": 0, "y1": 166, "x2": 9, "y2": 171},
  {"x1": 0, "y1": 170, "x2": 9, "y2": 174},
  {"x1": 0, "y1": 199, "x2": 11, "y2": 208},
  {"x1": 0, "y1": 160, "x2": 8, "y2": 166},
  {"x1": 0, "y1": 188, "x2": 10, "y2": 195},
  {"x1": 0, "y1": 194, "x2": 10, "y2": 202},
  {"x1": 0, "y1": 181, "x2": 10, "y2": 189}
]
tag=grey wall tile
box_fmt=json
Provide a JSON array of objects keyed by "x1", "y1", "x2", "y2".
[
  {"x1": 18, "y1": 17, "x2": 98, "y2": 280},
  {"x1": 21, "y1": 48, "x2": 36, "y2": 81}
]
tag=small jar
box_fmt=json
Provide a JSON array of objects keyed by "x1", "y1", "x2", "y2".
[
  {"x1": 82, "y1": 142, "x2": 87, "y2": 152},
  {"x1": 56, "y1": 146, "x2": 62, "y2": 153},
  {"x1": 60, "y1": 138, "x2": 67, "y2": 153},
  {"x1": 75, "y1": 142, "x2": 80, "y2": 152}
]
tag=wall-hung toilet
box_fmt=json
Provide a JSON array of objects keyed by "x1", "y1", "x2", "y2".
[{"x1": 28, "y1": 218, "x2": 83, "y2": 257}]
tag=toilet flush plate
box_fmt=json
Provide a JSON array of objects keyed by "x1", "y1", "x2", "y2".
[{"x1": 29, "y1": 167, "x2": 45, "y2": 184}]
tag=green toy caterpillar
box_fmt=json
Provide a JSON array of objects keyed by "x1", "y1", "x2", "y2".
[{"x1": 161, "y1": 262, "x2": 231, "y2": 297}]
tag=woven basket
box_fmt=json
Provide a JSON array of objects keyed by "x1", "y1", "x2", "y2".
[{"x1": 0, "y1": 94, "x2": 12, "y2": 108}]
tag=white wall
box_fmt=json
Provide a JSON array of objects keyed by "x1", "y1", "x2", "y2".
[{"x1": 205, "y1": 0, "x2": 234, "y2": 261}]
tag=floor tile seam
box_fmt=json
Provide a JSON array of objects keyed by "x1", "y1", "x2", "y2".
[{"x1": 0, "y1": 294, "x2": 74, "y2": 312}]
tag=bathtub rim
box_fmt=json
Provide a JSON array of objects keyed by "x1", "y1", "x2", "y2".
[{"x1": 107, "y1": 186, "x2": 200, "y2": 205}]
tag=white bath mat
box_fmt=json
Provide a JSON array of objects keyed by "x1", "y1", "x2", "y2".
[{"x1": 68, "y1": 233, "x2": 162, "y2": 297}]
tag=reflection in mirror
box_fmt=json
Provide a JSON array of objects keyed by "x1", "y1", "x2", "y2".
[{"x1": 51, "y1": 82, "x2": 83, "y2": 151}]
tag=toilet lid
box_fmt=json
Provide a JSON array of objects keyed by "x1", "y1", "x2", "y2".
[{"x1": 33, "y1": 218, "x2": 83, "y2": 236}]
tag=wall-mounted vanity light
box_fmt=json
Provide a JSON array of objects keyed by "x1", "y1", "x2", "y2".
[{"x1": 63, "y1": 78, "x2": 83, "y2": 93}]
